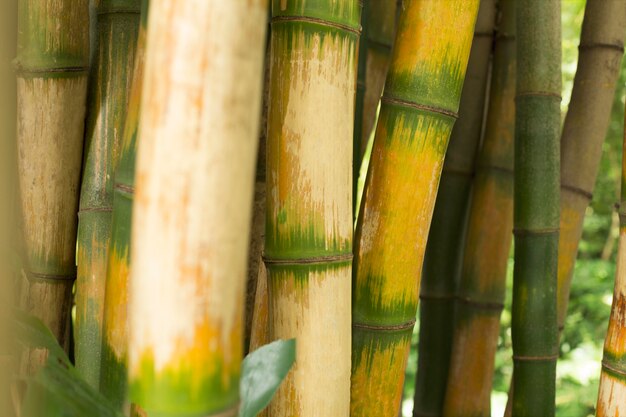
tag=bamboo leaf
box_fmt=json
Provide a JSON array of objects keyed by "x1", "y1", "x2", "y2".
[
  {"x1": 239, "y1": 339, "x2": 296, "y2": 417},
  {"x1": 13, "y1": 309, "x2": 70, "y2": 367}
]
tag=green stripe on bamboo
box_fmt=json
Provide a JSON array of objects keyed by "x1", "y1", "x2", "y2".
[
  {"x1": 413, "y1": 1, "x2": 495, "y2": 415},
  {"x1": 557, "y1": 0, "x2": 626, "y2": 335},
  {"x1": 99, "y1": 0, "x2": 147, "y2": 409},
  {"x1": 265, "y1": 1, "x2": 359, "y2": 414},
  {"x1": 16, "y1": 0, "x2": 89, "y2": 371},
  {"x1": 512, "y1": 0, "x2": 560, "y2": 416},
  {"x1": 443, "y1": 1, "x2": 516, "y2": 415},
  {"x1": 75, "y1": 0, "x2": 140, "y2": 388},
  {"x1": 127, "y1": 2, "x2": 267, "y2": 416},
  {"x1": 351, "y1": 1, "x2": 479, "y2": 416},
  {"x1": 597, "y1": 114, "x2": 626, "y2": 416}
]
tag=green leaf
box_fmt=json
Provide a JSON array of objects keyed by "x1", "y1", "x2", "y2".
[
  {"x1": 239, "y1": 339, "x2": 296, "y2": 417},
  {"x1": 13, "y1": 309, "x2": 70, "y2": 366}
]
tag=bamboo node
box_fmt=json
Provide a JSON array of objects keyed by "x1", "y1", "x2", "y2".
[
  {"x1": 77, "y1": 206, "x2": 113, "y2": 216},
  {"x1": 578, "y1": 42, "x2": 625, "y2": 53},
  {"x1": 114, "y1": 183, "x2": 135, "y2": 194},
  {"x1": 515, "y1": 92, "x2": 562, "y2": 101},
  {"x1": 381, "y1": 95, "x2": 459, "y2": 120},
  {"x1": 23, "y1": 270, "x2": 75, "y2": 283},
  {"x1": 263, "y1": 253, "x2": 352, "y2": 266},
  {"x1": 13, "y1": 62, "x2": 89, "y2": 77},
  {"x1": 601, "y1": 359, "x2": 626, "y2": 377},
  {"x1": 512, "y1": 227, "x2": 559, "y2": 236},
  {"x1": 270, "y1": 16, "x2": 361, "y2": 35},
  {"x1": 352, "y1": 319, "x2": 416, "y2": 332},
  {"x1": 512, "y1": 353, "x2": 559, "y2": 362},
  {"x1": 561, "y1": 183, "x2": 593, "y2": 201}
]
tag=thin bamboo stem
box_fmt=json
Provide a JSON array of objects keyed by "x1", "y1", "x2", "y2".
[
  {"x1": 98, "y1": 1, "x2": 147, "y2": 410},
  {"x1": 127, "y1": 2, "x2": 267, "y2": 416},
  {"x1": 351, "y1": 1, "x2": 479, "y2": 415},
  {"x1": 264, "y1": 1, "x2": 359, "y2": 415},
  {"x1": 74, "y1": 0, "x2": 139, "y2": 388},
  {"x1": 413, "y1": 1, "x2": 495, "y2": 415},
  {"x1": 511, "y1": 0, "x2": 560, "y2": 415},
  {"x1": 557, "y1": 0, "x2": 626, "y2": 334},
  {"x1": 443, "y1": 1, "x2": 516, "y2": 415},
  {"x1": 596, "y1": 108, "x2": 626, "y2": 417},
  {"x1": 16, "y1": 0, "x2": 89, "y2": 372}
]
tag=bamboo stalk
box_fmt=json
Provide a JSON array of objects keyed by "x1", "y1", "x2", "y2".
[
  {"x1": 351, "y1": 1, "x2": 479, "y2": 415},
  {"x1": 511, "y1": 0, "x2": 560, "y2": 415},
  {"x1": 413, "y1": 1, "x2": 495, "y2": 415},
  {"x1": 16, "y1": 0, "x2": 89, "y2": 371},
  {"x1": 443, "y1": 1, "x2": 516, "y2": 415},
  {"x1": 127, "y1": 1, "x2": 267, "y2": 415},
  {"x1": 264, "y1": 1, "x2": 359, "y2": 415},
  {"x1": 596, "y1": 108, "x2": 626, "y2": 417},
  {"x1": 353, "y1": 0, "x2": 368, "y2": 209},
  {"x1": 359, "y1": 0, "x2": 398, "y2": 157},
  {"x1": 74, "y1": 0, "x2": 139, "y2": 388},
  {"x1": 99, "y1": 2, "x2": 147, "y2": 408},
  {"x1": 557, "y1": 0, "x2": 626, "y2": 334}
]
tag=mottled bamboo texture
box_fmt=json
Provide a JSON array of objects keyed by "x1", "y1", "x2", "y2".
[
  {"x1": 443, "y1": 1, "x2": 516, "y2": 415},
  {"x1": 264, "y1": 1, "x2": 358, "y2": 415},
  {"x1": 413, "y1": 1, "x2": 495, "y2": 415},
  {"x1": 558, "y1": 0, "x2": 626, "y2": 332},
  {"x1": 512, "y1": 0, "x2": 560, "y2": 416},
  {"x1": 597, "y1": 108, "x2": 626, "y2": 416},
  {"x1": 359, "y1": 0, "x2": 398, "y2": 157},
  {"x1": 75, "y1": 0, "x2": 139, "y2": 388},
  {"x1": 15, "y1": 0, "x2": 89, "y2": 369},
  {"x1": 99, "y1": 1, "x2": 147, "y2": 409},
  {"x1": 127, "y1": 1, "x2": 267, "y2": 416},
  {"x1": 351, "y1": 1, "x2": 479, "y2": 416}
]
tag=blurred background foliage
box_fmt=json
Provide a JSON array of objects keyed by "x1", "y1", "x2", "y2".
[{"x1": 400, "y1": 0, "x2": 626, "y2": 415}]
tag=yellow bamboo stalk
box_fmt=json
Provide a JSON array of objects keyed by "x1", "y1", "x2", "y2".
[{"x1": 128, "y1": 1, "x2": 267, "y2": 415}]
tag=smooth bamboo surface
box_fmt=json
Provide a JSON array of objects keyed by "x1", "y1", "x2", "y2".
[
  {"x1": 413, "y1": 1, "x2": 495, "y2": 414},
  {"x1": 75, "y1": 0, "x2": 139, "y2": 388},
  {"x1": 99, "y1": 0, "x2": 147, "y2": 409},
  {"x1": 128, "y1": 2, "x2": 267, "y2": 416},
  {"x1": 265, "y1": 1, "x2": 359, "y2": 415},
  {"x1": 351, "y1": 1, "x2": 479, "y2": 415},
  {"x1": 16, "y1": 0, "x2": 89, "y2": 371},
  {"x1": 443, "y1": 1, "x2": 516, "y2": 415},
  {"x1": 596, "y1": 108, "x2": 626, "y2": 417},
  {"x1": 512, "y1": 0, "x2": 560, "y2": 415},
  {"x1": 557, "y1": 0, "x2": 626, "y2": 333}
]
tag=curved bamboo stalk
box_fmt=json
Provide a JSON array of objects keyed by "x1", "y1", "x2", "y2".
[
  {"x1": 127, "y1": 1, "x2": 267, "y2": 416},
  {"x1": 351, "y1": 1, "x2": 479, "y2": 415},
  {"x1": 413, "y1": 1, "x2": 495, "y2": 414},
  {"x1": 360, "y1": 0, "x2": 398, "y2": 157},
  {"x1": 16, "y1": 0, "x2": 89, "y2": 371},
  {"x1": 511, "y1": 0, "x2": 560, "y2": 415},
  {"x1": 557, "y1": 0, "x2": 626, "y2": 334},
  {"x1": 443, "y1": 1, "x2": 516, "y2": 415},
  {"x1": 265, "y1": 1, "x2": 359, "y2": 414},
  {"x1": 74, "y1": 0, "x2": 140, "y2": 388},
  {"x1": 99, "y1": 0, "x2": 147, "y2": 409},
  {"x1": 596, "y1": 108, "x2": 626, "y2": 417}
]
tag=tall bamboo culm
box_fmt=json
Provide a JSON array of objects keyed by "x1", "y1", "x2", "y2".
[
  {"x1": 127, "y1": 1, "x2": 267, "y2": 415},
  {"x1": 351, "y1": 1, "x2": 479, "y2": 415},
  {"x1": 265, "y1": 1, "x2": 358, "y2": 415},
  {"x1": 596, "y1": 107, "x2": 626, "y2": 417},
  {"x1": 353, "y1": 0, "x2": 368, "y2": 207},
  {"x1": 74, "y1": 0, "x2": 139, "y2": 388},
  {"x1": 359, "y1": 0, "x2": 398, "y2": 158},
  {"x1": 413, "y1": 1, "x2": 495, "y2": 415},
  {"x1": 557, "y1": 0, "x2": 626, "y2": 334},
  {"x1": 15, "y1": 0, "x2": 89, "y2": 370},
  {"x1": 443, "y1": 1, "x2": 516, "y2": 415},
  {"x1": 99, "y1": 0, "x2": 147, "y2": 409},
  {"x1": 511, "y1": 0, "x2": 560, "y2": 416}
]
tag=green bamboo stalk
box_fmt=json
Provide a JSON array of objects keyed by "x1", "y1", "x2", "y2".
[
  {"x1": 413, "y1": 1, "x2": 495, "y2": 415},
  {"x1": 264, "y1": 1, "x2": 358, "y2": 414},
  {"x1": 127, "y1": 1, "x2": 267, "y2": 416},
  {"x1": 99, "y1": 0, "x2": 147, "y2": 409},
  {"x1": 557, "y1": 0, "x2": 626, "y2": 335},
  {"x1": 351, "y1": 1, "x2": 479, "y2": 415},
  {"x1": 74, "y1": 0, "x2": 140, "y2": 388},
  {"x1": 15, "y1": 0, "x2": 89, "y2": 371},
  {"x1": 596, "y1": 107, "x2": 626, "y2": 417},
  {"x1": 511, "y1": 0, "x2": 560, "y2": 415},
  {"x1": 353, "y1": 0, "x2": 368, "y2": 211},
  {"x1": 443, "y1": 1, "x2": 516, "y2": 415}
]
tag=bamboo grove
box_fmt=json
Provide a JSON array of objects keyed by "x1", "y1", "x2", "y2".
[{"x1": 2, "y1": 0, "x2": 626, "y2": 416}]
